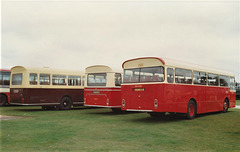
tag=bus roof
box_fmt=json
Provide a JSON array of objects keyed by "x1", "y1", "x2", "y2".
[
  {"x1": 11, "y1": 66, "x2": 84, "y2": 75},
  {"x1": 85, "y1": 65, "x2": 121, "y2": 74},
  {"x1": 122, "y1": 57, "x2": 235, "y2": 77}
]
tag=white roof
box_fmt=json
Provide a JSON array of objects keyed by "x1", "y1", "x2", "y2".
[
  {"x1": 11, "y1": 66, "x2": 84, "y2": 76},
  {"x1": 122, "y1": 57, "x2": 235, "y2": 77},
  {"x1": 85, "y1": 65, "x2": 121, "y2": 74}
]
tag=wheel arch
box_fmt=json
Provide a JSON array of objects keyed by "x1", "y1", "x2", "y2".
[
  {"x1": 61, "y1": 95, "x2": 72, "y2": 101},
  {"x1": 0, "y1": 93, "x2": 9, "y2": 106}
]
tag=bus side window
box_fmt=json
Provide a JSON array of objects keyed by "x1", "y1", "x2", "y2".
[
  {"x1": 115, "y1": 73, "x2": 122, "y2": 86},
  {"x1": 68, "y1": 76, "x2": 81, "y2": 86},
  {"x1": 230, "y1": 77, "x2": 235, "y2": 91},
  {"x1": 208, "y1": 73, "x2": 218, "y2": 86},
  {"x1": 82, "y1": 76, "x2": 85, "y2": 86},
  {"x1": 220, "y1": 75, "x2": 229, "y2": 87},
  {"x1": 167, "y1": 68, "x2": 174, "y2": 83},
  {"x1": 29, "y1": 73, "x2": 38, "y2": 85},
  {"x1": 40, "y1": 74, "x2": 50, "y2": 85},
  {"x1": 193, "y1": 71, "x2": 207, "y2": 85},
  {"x1": 175, "y1": 68, "x2": 192, "y2": 84}
]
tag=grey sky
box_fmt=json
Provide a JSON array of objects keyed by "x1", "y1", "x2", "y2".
[{"x1": 1, "y1": 1, "x2": 240, "y2": 81}]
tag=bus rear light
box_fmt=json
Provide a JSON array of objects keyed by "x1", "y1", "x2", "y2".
[
  {"x1": 22, "y1": 97, "x2": 24, "y2": 103},
  {"x1": 154, "y1": 99, "x2": 158, "y2": 109},
  {"x1": 84, "y1": 98, "x2": 86, "y2": 104},
  {"x1": 122, "y1": 99, "x2": 125, "y2": 108},
  {"x1": 106, "y1": 99, "x2": 109, "y2": 106}
]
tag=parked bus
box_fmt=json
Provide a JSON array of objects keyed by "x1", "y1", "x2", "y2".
[
  {"x1": 10, "y1": 66, "x2": 85, "y2": 110},
  {"x1": 0, "y1": 69, "x2": 11, "y2": 106},
  {"x1": 121, "y1": 57, "x2": 236, "y2": 119},
  {"x1": 236, "y1": 83, "x2": 240, "y2": 99},
  {"x1": 84, "y1": 65, "x2": 122, "y2": 112}
]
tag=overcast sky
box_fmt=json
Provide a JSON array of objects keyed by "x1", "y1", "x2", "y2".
[{"x1": 1, "y1": 1, "x2": 240, "y2": 81}]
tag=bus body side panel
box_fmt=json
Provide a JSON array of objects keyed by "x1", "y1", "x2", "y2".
[
  {"x1": 10, "y1": 88, "x2": 84, "y2": 105},
  {"x1": 174, "y1": 84, "x2": 194, "y2": 114},
  {"x1": 191, "y1": 85, "x2": 207, "y2": 114},
  {"x1": 84, "y1": 88, "x2": 121, "y2": 107},
  {"x1": 229, "y1": 91, "x2": 236, "y2": 108},
  {"x1": 205, "y1": 86, "x2": 219, "y2": 112},
  {"x1": 10, "y1": 88, "x2": 24, "y2": 104},
  {"x1": 217, "y1": 87, "x2": 229, "y2": 111},
  {"x1": 163, "y1": 83, "x2": 175, "y2": 112}
]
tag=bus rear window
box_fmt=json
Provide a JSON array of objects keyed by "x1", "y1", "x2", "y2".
[
  {"x1": 12, "y1": 73, "x2": 23, "y2": 85},
  {"x1": 87, "y1": 73, "x2": 106, "y2": 86},
  {"x1": 123, "y1": 66, "x2": 164, "y2": 83}
]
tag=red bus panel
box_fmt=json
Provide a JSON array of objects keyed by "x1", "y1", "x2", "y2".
[
  {"x1": 84, "y1": 87, "x2": 121, "y2": 108},
  {"x1": 121, "y1": 83, "x2": 236, "y2": 114}
]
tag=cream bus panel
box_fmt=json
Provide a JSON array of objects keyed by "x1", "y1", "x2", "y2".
[
  {"x1": 10, "y1": 66, "x2": 84, "y2": 89},
  {"x1": 0, "y1": 88, "x2": 10, "y2": 93},
  {"x1": 86, "y1": 65, "x2": 113, "y2": 73},
  {"x1": 123, "y1": 58, "x2": 164, "y2": 69}
]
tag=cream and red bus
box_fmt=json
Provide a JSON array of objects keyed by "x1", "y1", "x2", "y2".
[
  {"x1": 10, "y1": 66, "x2": 84, "y2": 110},
  {"x1": 0, "y1": 69, "x2": 11, "y2": 106},
  {"x1": 84, "y1": 65, "x2": 122, "y2": 112},
  {"x1": 121, "y1": 57, "x2": 236, "y2": 119}
]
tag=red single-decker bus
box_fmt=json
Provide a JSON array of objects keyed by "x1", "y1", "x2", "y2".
[
  {"x1": 84, "y1": 65, "x2": 122, "y2": 112},
  {"x1": 0, "y1": 69, "x2": 11, "y2": 106},
  {"x1": 121, "y1": 57, "x2": 236, "y2": 119}
]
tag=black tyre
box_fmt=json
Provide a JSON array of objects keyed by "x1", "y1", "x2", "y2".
[
  {"x1": 223, "y1": 99, "x2": 229, "y2": 113},
  {"x1": 0, "y1": 94, "x2": 8, "y2": 106},
  {"x1": 42, "y1": 106, "x2": 47, "y2": 110},
  {"x1": 60, "y1": 97, "x2": 72, "y2": 110},
  {"x1": 186, "y1": 100, "x2": 197, "y2": 119}
]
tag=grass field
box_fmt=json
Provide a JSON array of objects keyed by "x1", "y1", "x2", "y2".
[{"x1": 0, "y1": 101, "x2": 240, "y2": 152}]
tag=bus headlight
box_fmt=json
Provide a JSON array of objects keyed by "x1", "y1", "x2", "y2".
[
  {"x1": 122, "y1": 99, "x2": 125, "y2": 108},
  {"x1": 106, "y1": 99, "x2": 109, "y2": 106},
  {"x1": 154, "y1": 99, "x2": 158, "y2": 109}
]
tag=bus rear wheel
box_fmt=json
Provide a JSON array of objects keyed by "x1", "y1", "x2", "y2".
[
  {"x1": 0, "y1": 94, "x2": 7, "y2": 106},
  {"x1": 223, "y1": 99, "x2": 229, "y2": 113},
  {"x1": 187, "y1": 100, "x2": 197, "y2": 119},
  {"x1": 60, "y1": 97, "x2": 72, "y2": 110}
]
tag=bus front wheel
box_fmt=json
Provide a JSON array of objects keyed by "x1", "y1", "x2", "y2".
[
  {"x1": 0, "y1": 94, "x2": 8, "y2": 106},
  {"x1": 60, "y1": 97, "x2": 72, "y2": 110},
  {"x1": 186, "y1": 100, "x2": 197, "y2": 119}
]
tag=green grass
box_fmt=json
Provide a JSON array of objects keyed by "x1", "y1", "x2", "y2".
[
  {"x1": 0, "y1": 105, "x2": 240, "y2": 152},
  {"x1": 236, "y1": 100, "x2": 240, "y2": 105}
]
